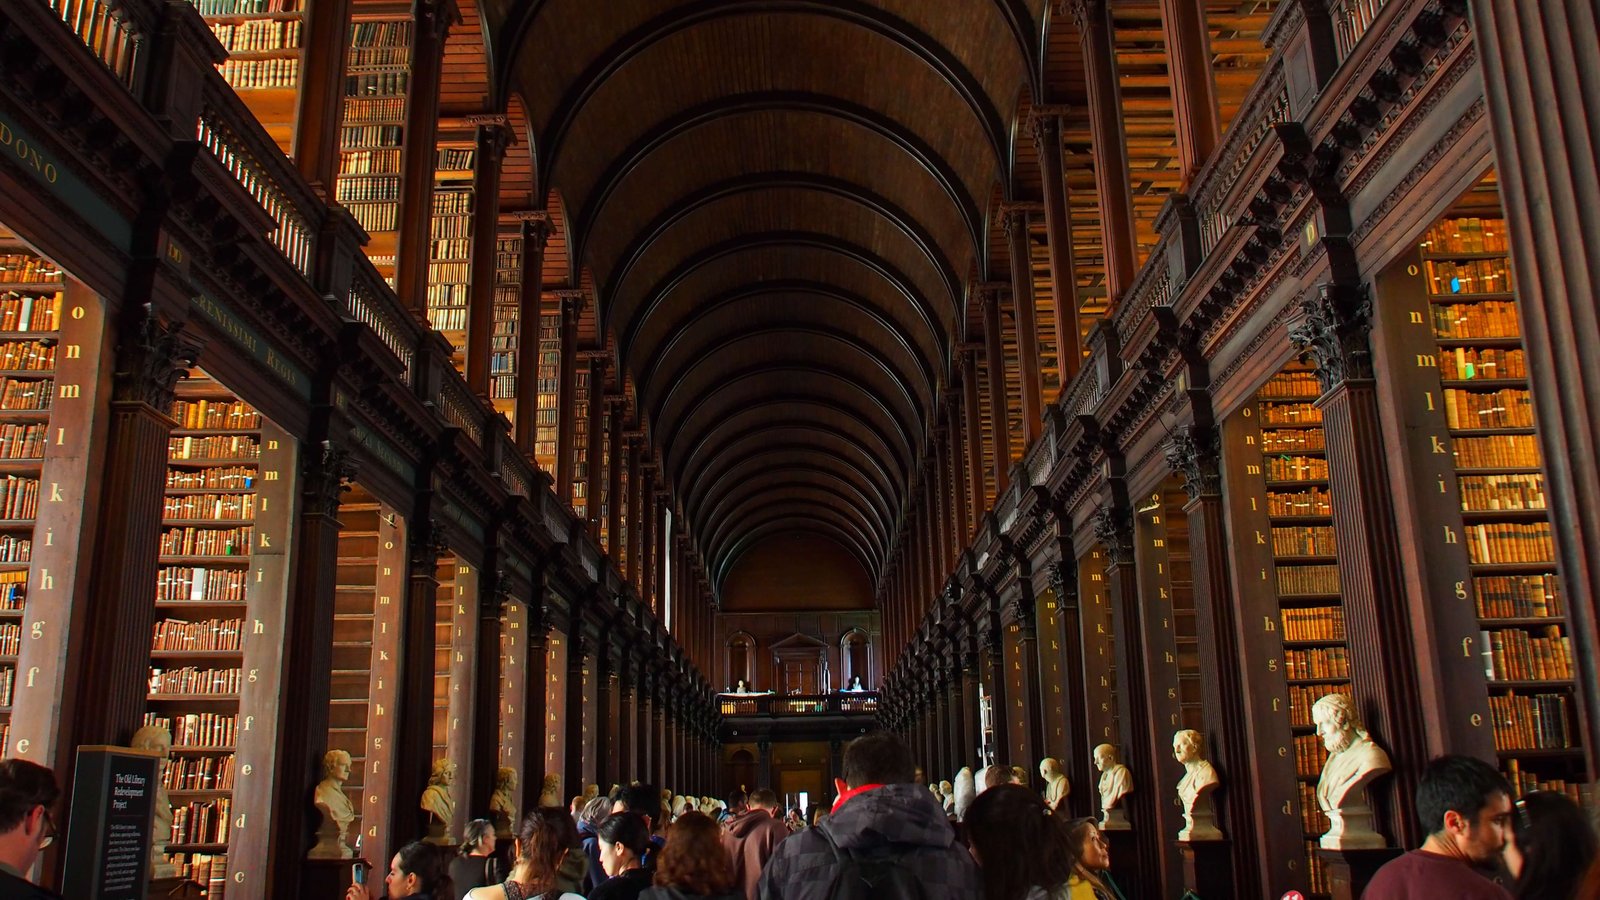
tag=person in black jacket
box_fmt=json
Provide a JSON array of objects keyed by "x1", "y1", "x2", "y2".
[
  {"x1": 0, "y1": 758, "x2": 62, "y2": 900},
  {"x1": 452, "y1": 819, "x2": 505, "y2": 899},
  {"x1": 591, "y1": 811, "x2": 656, "y2": 900}
]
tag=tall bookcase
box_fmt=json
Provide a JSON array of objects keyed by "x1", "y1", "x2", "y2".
[
  {"x1": 337, "y1": 16, "x2": 412, "y2": 283},
  {"x1": 533, "y1": 305, "x2": 560, "y2": 472},
  {"x1": 1079, "y1": 548, "x2": 1120, "y2": 773},
  {"x1": 0, "y1": 237, "x2": 61, "y2": 757},
  {"x1": 490, "y1": 231, "x2": 522, "y2": 421},
  {"x1": 1134, "y1": 483, "x2": 1204, "y2": 735},
  {"x1": 187, "y1": 0, "x2": 304, "y2": 154},
  {"x1": 571, "y1": 362, "x2": 591, "y2": 519},
  {"x1": 146, "y1": 372, "x2": 293, "y2": 896},
  {"x1": 427, "y1": 145, "x2": 475, "y2": 366}
]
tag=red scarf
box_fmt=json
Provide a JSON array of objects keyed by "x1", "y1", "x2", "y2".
[{"x1": 831, "y1": 779, "x2": 885, "y2": 812}]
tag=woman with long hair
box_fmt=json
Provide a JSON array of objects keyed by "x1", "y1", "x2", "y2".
[
  {"x1": 965, "y1": 785, "x2": 1127, "y2": 900},
  {"x1": 1504, "y1": 790, "x2": 1598, "y2": 900},
  {"x1": 347, "y1": 842, "x2": 454, "y2": 900},
  {"x1": 1058, "y1": 816, "x2": 1124, "y2": 900},
  {"x1": 589, "y1": 811, "x2": 655, "y2": 900},
  {"x1": 464, "y1": 808, "x2": 584, "y2": 900},
  {"x1": 640, "y1": 811, "x2": 741, "y2": 900}
]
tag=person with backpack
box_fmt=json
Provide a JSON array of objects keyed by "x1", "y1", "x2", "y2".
[{"x1": 756, "y1": 731, "x2": 982, "y2": 900}]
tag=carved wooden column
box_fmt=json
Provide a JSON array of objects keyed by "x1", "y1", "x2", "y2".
[
  {"x1": 554, "y1": 290, "x2": 583, "y2": 503},
  {"x1": 961, "y1": 347, "x2": 987, "y2": 525},
  {"x1": 1098, "y1": 501, "x2": 1171, "y2": 899},
  {"x1": 267, "y1": 441, "x2": 354, "y2": 896},
  {"x1": 393, "y1": 514, "x2": 443, "y2": 843},
  {"x1": 1004, "y1": 208, "x2": 1045, "y2": 444},
  {"x1": 979, "y1": 289, "x2": 1012, "y2": 492},
  {"x1": 584, "y1": 356, "x2": 608, "y2": 540},
  {"x1": 1158, "y1": 0, "x2": 1220, "y2": 183},
  {"x1": 983, "y1": 596, "x2": 1010, "y2": 764},
  {"x1": 943, "y1": 630, "x2": 970, "y2": 769},
  {"x1": 1047, "y1": 558, "x2": 1093, "y2": 817},
  {"x1": 653, "y1": 497, "x2": 668, "y2": 615},
  {"x1": 1471, "y1": 0, "x2": 1600, "y2": 760},
  {"x1": 520, "y1": 603, "x2": 551, "y2": 816},
  {"x1": 465, "y1": 117, "x2": 509, "y2": 394},
  {"x1": 513, "y1": 213, "x2": 550, "y2": 452},
  {"x1": 606, "y1": 399, "x2": 625, "y2": 558},
  {"x1": 1291, "y1": 285, "x2": 1424, "y2": 846},
  {"x1": 640, "y1": 472, "x2": 656, "y2": 607},
  {"x1": 469, "y1": 574, "x2": 507, "y2": 816},
  {"x1": 1069, "y1": 0, "x2": 1138, "y2": 299},
  {"x1": 393, "y1": 0, "x2": 454, "y2": 315},
  {"x1": 293, "y1": 0, "x2": 352, "y2": 189},
  {"x1": 637, "y1": 663, "x2": 655, "y2": 785},
  {"x1": 946, "y1": 395, "x2": 970, "y2": 545},
  {"x1": 594, "y1": 627, "x2": 615, "y2": 789},
  {"x1": 617, "y1": 652, "x2": 636, "y2": 780},
  {"x1": 563, "y1": 627, "x2": 589, "y2": 798},
  {"x1": 1030, "y1": 109, "x2": 1082, "y2": 384},
  {"x1": 1166, "y1": 422, "x2": 1255, "y2": 898},
  {"x1": 71, "y1": 313, "x2": 196, "y2": 748},
  {"x1": 654, "y1": 680, "x2": 669, "y2": 788}
]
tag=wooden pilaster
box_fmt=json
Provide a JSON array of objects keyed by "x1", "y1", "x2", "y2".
[
  {"x1": 1047, "y1": 558, "x2": 1094, "y2": 817},
  {"x1": 1069, "y1": 0, "x2": 1138, "y2": 300},
  {"x1": 292, "y1": 0, "x2": 352, "y2": 190},
  {"x1": 392, "y1": 0, "x2": 454, "y2": 315},
  {"x1": 468, "y1": 570, "x2": 506, "y2": 819},
  {"x1": 1158, "y1": 0, "x2": 1220, "y2": 184},
  {"x1": 980, "y1": 288, "x2": 1013, "y2": 490},
  {"x1": 518, "y1": 605, "x2": 549, "y2": 817},
  {"x1": 606, "y1": 399, "x2": 625, "y2": 558},
  {"x1": 563, "y1": 627, "x2": 589, "y2": 799},
  {"x1": 393, "y1": 511, "x2": 442, "y2": 845},
  {"x1": 464, "y1": 118, "x2": 509, "y2": 395},
  {"x1": 1004, "y1": 208, "x2": 1045, "y2": 444},
  {"x1": 512, "y1": 213, "x2": 550, "y2": 451},
  {"x1": 553, "y1": 290, "x2": 582, "y2": 503},
  {"x1": 584, "y1": 356, "x2": 608, "y2": 539},
  {"x1": 1470, "y1": 0, "x2": 1600, "y2": 766},
  {"x1": 961, "y1": 348, "x2": 986, "y2": 526}
]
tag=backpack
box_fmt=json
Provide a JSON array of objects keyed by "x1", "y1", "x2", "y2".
[{"x1": 814, "y1": 824, "x2": 928, "y2": 900}]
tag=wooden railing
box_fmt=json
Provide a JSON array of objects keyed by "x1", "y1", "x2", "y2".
[
  {"x1": 1331, "y1": 0, "x2": 1391, "y2": 60},
  {"x1": 348, "y1": 260, "x2": 417, "y2": 384},
  {"x1": 718, "y1": 692, "x2": 879, "y2": 716},
  {"x1": 1189, "y1": 59, "x2": 1290, "y2": 258},
  {"x1": 43, "y1": 0, "x2": 151, "y2": 90}
]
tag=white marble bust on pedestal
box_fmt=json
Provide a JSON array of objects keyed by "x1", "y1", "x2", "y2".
[
  {"x1": 1173, "y1": 730, "x2": 1222, "y2": 841},
  {"x1": 1313, "y1": 692, "x2": 1392, "y2": 849},
  {"x1": 1092, "y1": 743, "x2": 1132, "y2": 830},
  {"x1": 1040, "y1": 757, "x2": 1069, "y2": 810},
  {"x1": 310, "y1": 749, "x2": 356, "y2": 858}
]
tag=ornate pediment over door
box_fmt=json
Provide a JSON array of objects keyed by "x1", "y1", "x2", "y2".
[{"x1": 770, "y1": 632, "x2": 828, "y2": 694}]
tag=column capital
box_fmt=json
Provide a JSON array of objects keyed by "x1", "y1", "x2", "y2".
[
  {"x1": 301, "y1": 440, "x2": 357, "y2": 519},
  {"x1": 1164, "y1": 424, "x2": 1222, "y2": 501},
  {"x1": 999, "y1": 202, "x2": 1045, "y2": 237},
  {"x1": 416, "y1": 0, "x2": 459, "y2": 40},
  {"x1": 1093, "y1": 503, "x2": 1135, "y2": 568},
  {"x1": 469, "y1": 115, "x2": 512, "y2": 161},
  {"x1": 117, "y1": 312, "x2": 201, "y2": 410},
  {"x1": 551, "y1": 288, "x2": 587, "y2": 316},
  {"x1": 971, "y1": 282, "x2": 1010, "y2": 311},
  {"x1": 514, "y1": 211, "x2": 552, "y2": 249},
  {"x1": 1289, "y1": 283, "x2": 1373, "y2": 393}
]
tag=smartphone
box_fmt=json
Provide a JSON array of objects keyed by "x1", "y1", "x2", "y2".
[{"x1": 352, "y1": 863, "x2": 366, "y2": 886}]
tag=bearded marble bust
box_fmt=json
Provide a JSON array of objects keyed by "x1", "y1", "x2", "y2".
[{"x1": 1313, "y1": 692, "x2": 1392, "y2": 849}]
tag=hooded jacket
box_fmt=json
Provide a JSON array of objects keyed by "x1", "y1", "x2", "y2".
[
  {"x1": 723, "y1": 807, "x2": 791, "y2": 900},
  {"x1": 755, "y1": 783, "x2": 981, "y2": 900}
]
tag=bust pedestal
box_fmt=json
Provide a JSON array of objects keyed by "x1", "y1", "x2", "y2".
[
  {"x1": 303, "y1": 856, "x2": 371, "y2": 899},
  {"x1": 1100, "y1": 805, "x2": 1131, "y2": 831},
  {"x1": 1318, "y1": 847, "x2": 1402, "y2": 900},
  {"x1": 1105, "y1": 827, "x2": 1140, "y2": 899},
  {"x1": 1178, "y1": 838, "x2": 1233, "y2": 900}
]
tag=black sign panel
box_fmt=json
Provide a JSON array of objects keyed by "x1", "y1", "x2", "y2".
[{"x1": 61, "y1": 745, "x2": 161, "y2": 900}]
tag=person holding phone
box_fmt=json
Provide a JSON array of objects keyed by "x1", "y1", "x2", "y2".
[{"x1": 347, "y1": 842, "x2": 454, "y2": 900}]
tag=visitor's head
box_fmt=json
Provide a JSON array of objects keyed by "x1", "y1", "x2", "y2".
[
  {"x1": 0, "y1": 759, "x2": 60, "y2": 877},
  {"x1": 1064, "y1": 817, "x2": 1111, "y2": 875},
  {"x1": 655, "y1": 811, "x2": 735, "y2": 894},
  {"x1": 387, "y1": 841, "x2": 453, "y2": 898},
  {"x1": 1416, "y1": 755, "x2": 1514, "y2": 865},
  {"x1": 964, "y1": 784, "x2": 1073, "y2": 900},
  {"x1": 749, "y1": 788, "x2": 780, "y2": 814},
  {"x1": 913, "y1": 765, "x2": 925, "y2": 785},
  {"x1": 461, "y1": 818, "x2": 495, "y2": 856},
  {"x1": 842, "y1": 732, "x2": 915, "y2": 788},
  {"x1": 580, "y1": 794, "x2": 614, "y2": 829},
  {"x1": 1505, "y1": 790, "x2": 1598, "y2": 899},
  {"x1": 725, "y1": 789, "x2": 748, "y2": 814},
  {"x1": 982, "y1": 764, "x2": 1019, "y2": 790},
  {"x1": 597, "y1": 811, "x2": 652, "y2": 877},
  {"x1": 614, "y1": 782, "x2": 664, "y2": 831},
  {"x1": 513, "y1": 808, "x2": 579, "y2": 891},
  {"x1": 1311, "y1": 693, "x2": 1364, "y2": 754}
]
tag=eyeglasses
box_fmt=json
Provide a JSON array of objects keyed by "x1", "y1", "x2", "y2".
[{"x1": 38, "y1": 808, "x2": 56, "y2": 849}]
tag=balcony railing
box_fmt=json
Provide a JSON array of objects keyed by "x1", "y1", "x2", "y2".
[{"x1": 719, "y1": 692, "x2": 879, "y2": 716}]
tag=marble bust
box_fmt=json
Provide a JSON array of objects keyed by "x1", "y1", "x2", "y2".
[
  {"x1": 1172, "y1": 730, "x2": 1222, "y2": 841},
  {"x1": 953, "y1": 767, "x2": 976, "y2": 821},
  {"x1": 490, "y1": 767, "x2": 518, "y2": 838},
  {"x1": 310, "y1": 749, "x2": 356, "y2": 858},
  {"x1": 538, "y1": 772, "x2": 563, "y2": 808},
  {"x1": 1039, "y1": 757, "x2": 1069, "y2": 810},
  {"x1": 939, "y1": 779, "x2": 955, "y2": 815},
  {"x1": 1092, "y1": 743, "x2": 1132, "y2": 830},
  {"x1": 131, "y1": 724, "x2": 178, "y2": 878},
  {"x1": 421, "y1": 759, "x2": 456, "y2": 845},
  {"x1": 1313, "y1": 692, "x2": 1392, "y2": 849}
]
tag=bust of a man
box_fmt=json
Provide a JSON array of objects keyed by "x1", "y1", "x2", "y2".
[
  {"x1": 1092, "y1": 743, "x2": 1132, "y2": 830},
  {"x1": 939, "y1": 779, "x2": 955, "y2": 814},
  {"x1": 421, "y1": 759, "x2": 456, "y2": 845},
  {"x1": 490, "y1": 767, "x2": 518, "y2": 838},
  {"x1": 1172, "y1": 730, "x2": 1222, "y2": 841},
  {"x1": 1313, "y1": 692, "x2": 1392, "y2": 849},
  {"x1": 310, "y1": 749, "x2": 356, "y2": 858},
  {"x1": 1039, "y1": 757, "x2": 1069, "y2": 810},
  {"x1": 538, "y1": 772, "x2": 563, "y2": 808},
  {"x1": 131, "y1": 724, "x2": 178, "y2": 878}
]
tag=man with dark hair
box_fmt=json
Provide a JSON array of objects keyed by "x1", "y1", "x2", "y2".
[
  {"x1": 757, "y1": 731, "x2": 980, "y2": 900},
  {"x1": 726, "y1": 789, "x2": 749, "y2": 816},
  {"x1": 1365, "y1": 755, "x2": 1514, "y2": 899},
  {"x1": 0, "y1": 759, "x2": 63, "y2": 899},
  {"x1": 725, "y1": 787, "x2": 789, "y2": 900}
]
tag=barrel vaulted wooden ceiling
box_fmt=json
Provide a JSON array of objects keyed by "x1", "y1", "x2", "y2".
[{"x1": 472, "y1": 0, "x2": 1277, "y2": 598}]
